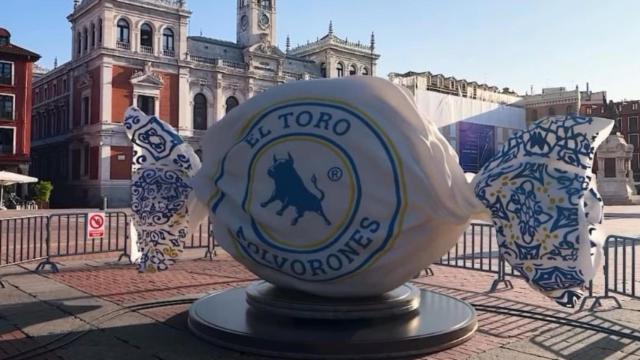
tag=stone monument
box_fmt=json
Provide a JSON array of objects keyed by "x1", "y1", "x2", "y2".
[{"x1": 596, "y1": 133, "x2": 638, "y2": 204}]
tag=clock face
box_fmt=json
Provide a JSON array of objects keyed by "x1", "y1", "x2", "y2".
[
  {"x1": 259, "y1": 13, "x2": 270, "y2": 28},
  {"x1": 241, "y1": 15, "x2": 249, "y2": 31}
]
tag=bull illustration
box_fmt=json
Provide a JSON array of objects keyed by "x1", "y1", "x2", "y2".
[{"x1": 261, "y1": 152, "x2": 332, "y2": 226}]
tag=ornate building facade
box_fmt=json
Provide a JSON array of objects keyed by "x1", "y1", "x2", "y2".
[
  {"x1": 31, "y1": 0, "x2": 380, "y2": 208},
  {"x1": 0, "y1": 28, "x2": 40, "y2": 198},
  {"x1": 520, "y1": 84, "x2": 607, "y2": 125}
]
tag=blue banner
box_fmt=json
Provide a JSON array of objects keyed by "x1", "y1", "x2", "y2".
[{"x1": 458, "y1": 122, "x2": 495, "y2": 173}]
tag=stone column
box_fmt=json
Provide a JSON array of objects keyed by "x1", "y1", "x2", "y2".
[
  {"x1": 214, "y1": 74, "x2": 224, "y2": 121},
  {"x1": 103, "y1": 4, "x2": 114, "y2": 49},
  {"x1": 100, "y1": 60, "x2": 113, "y2": 123},
  {"x1": 177, "y1": 67, "x2": 190, "y2": 130},
  {"x1": 100, "y1": 144, "x2": 111, "y2": 182}
]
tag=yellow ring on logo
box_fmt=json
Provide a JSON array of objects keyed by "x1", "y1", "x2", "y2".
[{"x1": 246, "y1": 135, "x2": 356, "y2": 250}]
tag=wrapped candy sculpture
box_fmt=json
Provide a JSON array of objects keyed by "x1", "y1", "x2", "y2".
[{"x1": 124, "y1": 77, "x2": 612, "y2": 357}]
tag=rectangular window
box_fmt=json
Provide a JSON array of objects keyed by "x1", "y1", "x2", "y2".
[
  {"x1": 0, "y1": 128, "x2": 14, "y2": 155},
  {"x1": 629, "y1": 116, "x2": 638, "y2": 133},
  {"x1": 585, "y1": 107, "x2": 592, "y2": 115},
  {"x1": 633, "y1": 103, "x2": 639, "y2": 111},
  {"x1": 0, "y1": 95, "x2": 14, "y2": 120},
  {"x1": 604, "y1": 158, "x2": 616, "y2": 178},
  {"x1": 83, "y1": 144, "x2": 90, "y2": 176},
  {"x1": 71, "y1": 149, "x2": 81, "y2": 180},
  {"x1": 137, "y1": 95, "x2": 155, "y2": 116},
  {"x1": 82, "y1": 96, "x2": 90, "y2": 124},
  {"x1": 630, "y1": 134, "x2": 639, "y2": 151},
  {"x1": 0, "y1": 62, "x2": 12, "y2": 85}
]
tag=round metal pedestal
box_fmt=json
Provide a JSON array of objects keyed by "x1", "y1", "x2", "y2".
[{"x1": 188, "y1": 283, "x2": 477, "y2": 359}]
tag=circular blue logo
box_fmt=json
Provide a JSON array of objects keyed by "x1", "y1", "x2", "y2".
[{"x1": 215, "y1": 101, "x2": 404, "y2": 282}]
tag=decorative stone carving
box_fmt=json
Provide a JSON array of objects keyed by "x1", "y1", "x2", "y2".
[
  {"x1": 77, "y1": 73, "x2": 92, "y2": 89},
  {"x1": 131, "y1": 62, "x2": 164, "y2": 87}
]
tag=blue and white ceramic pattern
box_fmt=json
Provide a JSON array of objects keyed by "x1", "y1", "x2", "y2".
[
  {"x1": 473, "y1": 115, "x2": 612, "y2": 307},
  {"x1": 124, "y1": 107, "x2": 203, "y2": 272}
]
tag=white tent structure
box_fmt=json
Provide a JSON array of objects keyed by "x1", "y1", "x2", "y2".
[{"x1": 0, "y1": 171, "x2": 38, "y2": 209}]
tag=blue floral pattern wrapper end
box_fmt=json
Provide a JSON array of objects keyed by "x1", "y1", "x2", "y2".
[
  {"x1": 473, "y1": 115, "x2": 613, "y2": 307},
  {"x1": 124, "y1": 107, "x2": 203, "y2": 272}
]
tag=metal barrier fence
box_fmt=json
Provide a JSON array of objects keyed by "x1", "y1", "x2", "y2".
[
  {"x1": 605, "y1": 235, "x2": 639, "y2": 299},
  {"x1": 185, "y1": 219, "x2": 216, "y2": 259},
  {"x1": 2, "y1": 213, "x2": 639, "y2": 307},
  {"x1": 433, "y1": 223, "x2": 640, "y2": 306},
  {"x1": 48, "y1": 212, "x2": 129, "y2": 258},
  {"x1": 435, "y1": 223, "x2": 514, "y2": 291},
  {"x1": 0, "y1": 211, "x2": 216, "y2": 286},
  {"x1": 0, "y1": 215, "x2": 50, "y2": 268}
]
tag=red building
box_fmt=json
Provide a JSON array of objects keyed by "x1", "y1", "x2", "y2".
[{"x1": 0, "y1": 28, "x2": 40, "y2": 193}]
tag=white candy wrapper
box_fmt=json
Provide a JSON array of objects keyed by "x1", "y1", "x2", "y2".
[
  {"x1": 125, "y1": 77, "x2": 612, "y2": 307},
  {"x1": 190, "y1": 77, "x2": 489, "y2": 297}
]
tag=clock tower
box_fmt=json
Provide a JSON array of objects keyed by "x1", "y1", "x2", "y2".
[{"x1": 237, "y1": 0, "x2": 276, "y2": 48}]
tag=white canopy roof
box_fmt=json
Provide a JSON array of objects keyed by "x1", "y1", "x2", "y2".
[{"x1": 0, "y1": 171, "x2": 38, "y2": 186}]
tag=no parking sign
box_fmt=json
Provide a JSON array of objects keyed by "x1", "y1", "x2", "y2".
[{"x1": 87, "y1": 212, "x2": 105, "y2": 239}]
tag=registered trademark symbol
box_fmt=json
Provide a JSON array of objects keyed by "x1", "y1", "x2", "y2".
[{"x1": 327, "y1": 167, "x2": 343, "y2": 182}]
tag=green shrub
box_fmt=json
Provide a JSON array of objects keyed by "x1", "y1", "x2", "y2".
[{"x1": 33, "y1": 181, "x2": 53, "y2": 202}]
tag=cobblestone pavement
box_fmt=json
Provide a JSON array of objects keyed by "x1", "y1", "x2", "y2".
[{"x1": 0, "y1": 249, "x2": 638, "y2": 360}]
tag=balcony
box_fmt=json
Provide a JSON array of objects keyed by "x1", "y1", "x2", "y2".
[
  {"x1": 116, "y1": 41, "x2": 130, "y2": 50},
  {"x1": 140, "y1": 45, "x2": 153, "y2": 55},
  {"x1": 163, "y1": 49, "x2": 175, "y2": 57}
]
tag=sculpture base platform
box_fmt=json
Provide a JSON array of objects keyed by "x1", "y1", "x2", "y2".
[{"x1": 188, "y1": 283, "x2": 477, "y2": 359}]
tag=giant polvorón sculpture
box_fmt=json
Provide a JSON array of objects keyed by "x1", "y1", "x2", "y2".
[{"x1": 124, "y1": 77, "x2": 612, "y2": 308}]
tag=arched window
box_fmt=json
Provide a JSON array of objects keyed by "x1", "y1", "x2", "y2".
[
  {"x1": 260, "y1": 0, "x2": 271, "y2": 10},
  {"x1": 193, "y1": 94, "x2": 207, "y2": 130},
  {"x1": 548, "y1": 107, "x2": 556, "y2": 116},
  {"x1": 76, "y1": 31, "x2": 82, "y2": 55},
  {"x1": 162, "y1": 28, "x2": 174, "y2": 55},
  {"x1": 140, "y1": 23, "x2": 153, "y2": 53},
  {"x1": 83, "y1": 27, "x2": 88, "y2": 52},
  {"x1": 226, "y1": 96, "x2": 239, "y2": 114},
  {"x1": 117, "y1": 19, "x2": 130, "y2": 44},
  {"x1": 361, "y1": 66, "x2": 369, "y2": 76},
  {"x1": 349, "y1": 64, "x2": 357, "y2": 76},
  {"x1": 336, "y1": 62, "x2": 344, "y2": 77},
  {"x1": 91, "y1": 23, "x2": 96, "y2": 48},
  {"x1": 320, "y1": 63, "x2": 327, "y2": 78}
]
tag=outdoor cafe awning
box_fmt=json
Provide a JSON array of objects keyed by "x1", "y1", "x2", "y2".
[{"x1": 0, "y1": 171, "x2": 38, "y2": 186}]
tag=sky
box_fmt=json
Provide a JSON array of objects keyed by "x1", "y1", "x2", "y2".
[{"x1": 1, "y1": 0, "x2": 639, "y2": 100}]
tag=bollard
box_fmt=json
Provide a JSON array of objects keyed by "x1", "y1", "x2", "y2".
[{"x1": 101, "y1": 196, "x2": 108, "y2": 211}]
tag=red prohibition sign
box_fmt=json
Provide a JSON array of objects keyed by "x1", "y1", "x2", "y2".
[{"x1": 89, "y1": 214, "x2": 104, "y2": 229}]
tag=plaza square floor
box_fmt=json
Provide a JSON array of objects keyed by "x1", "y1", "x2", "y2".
[{"x1": 0, "y1": 248, "x2": 638, "y2": 360}]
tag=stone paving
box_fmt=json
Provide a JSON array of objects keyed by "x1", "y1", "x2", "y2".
[{"x1": 0, "y1": 249, "x2": 638, "y2": 360}]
